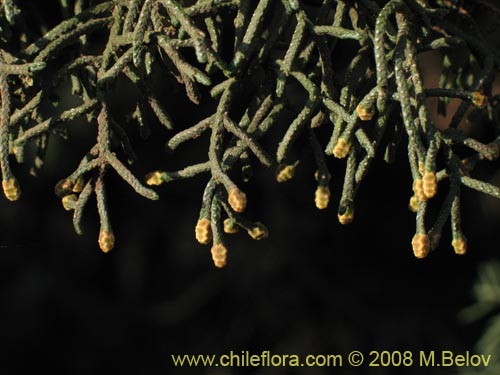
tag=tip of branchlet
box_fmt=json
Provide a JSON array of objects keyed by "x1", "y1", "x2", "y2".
[
  {"x1": 338, "y1": 208, "x2": 354, "y2": 225},
  {"x1": 145, "y1": 171, "x2": 165, "y2": 186},
  {"x1": 315, "y1": 186, "x2": 330, "y2": 210},
  {"x1": 411, "y1": 233, "x2": 430, "y2": 259},
  {"x1": 98, "y1": 229, "x2": 115, "y2": 253},
  {"x1": 452, "y1": 234, "x2": 467, "y2": 255},
  {"x1": 276, "y1": 164, "x2": 296, "y2": 183},
  {"x1": 356, "y1": 103, "x2": 375, "y2": 121},
  {"x1": 408, "y1": 195, "x2": 419, "y2": 213},
  {"x1": 2, "y1": 178, "x2": 21, "y2": 201},
  {"x1": 333, "y1": 138, "x2": 351, "y2": 159},
  {"x1": 195, "y1": 218, "x2": 212, "y2": 244},
  {"x1": 29, "y1": 62, "x2": 47, "y2": 72},
  {"x1": 223, "y1": 218, "x2": 239, "y2": 234},
  {"x1": 72, "y1": 176, "x2": 85, "y2": 193},
  {"x1": 487, "y1": 143, "x2": 500, "y2": 160},
  {"x1": 12, "y1": 145, "x2": 23, "y2": 162},
  {"x1": 315, "y1": 170, "x2": 331, "y2": 183},
  {"x1": 21, "y1": 75, "x2": 34, "y2": 87},
  {"x1": 62, "y1": 194, "x2": 78, "y2": 211},
  {"x1": 422, "y1": 172, "x2": 437, "y2": 199},
  {"x1": 248, "y1": 222, "x2": 269, "y2": 240},
  {"x1": 228, "y1": 188, "x2": 247, "y2": 213},
  {"x1": 211, "y1": 243, "x2": 227, "y2": 268},
  {"x1": 471, "y1": 92, "x2": 487, "y2": 108},
  {"x1": 54, "y1": 178, "x2": 74, "y2": 197},
  {"x1": 412, "y1": 179, "x2": 427, "y2": 203}
]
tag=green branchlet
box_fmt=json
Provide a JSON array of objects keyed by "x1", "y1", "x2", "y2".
[{"x1": 0, "y1": 0, "x2": 499, "y2": 266}]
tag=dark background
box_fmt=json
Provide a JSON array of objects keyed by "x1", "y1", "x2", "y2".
[{"x1": 1, "y1": 1, "x2": 500, "y2": 374}]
